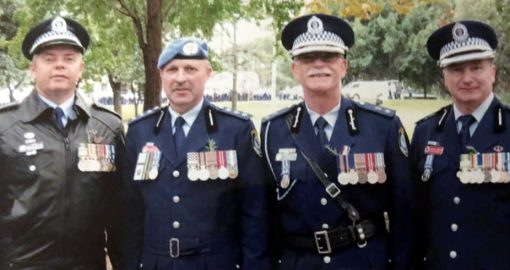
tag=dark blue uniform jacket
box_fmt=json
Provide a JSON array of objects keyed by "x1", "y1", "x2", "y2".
[
  {"x1": 261, "y1": 97, "x2": 413, "y2": 270},
  {"x1": 121, "y1": 101, "x2": 269, "y2": 270},
  {"x1": 410, "y1": 97, "x2": 510, "y2": 269}
]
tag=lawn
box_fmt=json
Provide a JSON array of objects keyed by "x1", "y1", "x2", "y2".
[{"x1": 118, "y1": 98, "x2": 451, "y2": 137}]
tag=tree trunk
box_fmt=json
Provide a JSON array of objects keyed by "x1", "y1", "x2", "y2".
[
  {"x1": 142, "y1": 0, "x2": 163, "y2": 111},
  {"x1": 231, "y1": 20, "x2": 238, "y2": 110},
  {"x1": 108, "y1": 73, "x2": 122, "y2": 115},
  {"x1": 131, "y1": 81, "x2": 139, "y2": 117}
]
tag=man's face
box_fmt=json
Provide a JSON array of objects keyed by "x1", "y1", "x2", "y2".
[
  {"x1": 291, "y1": 52, "x2": 347, "y2": 95},
  {"x1": 442, "y1": 59, "x2": 496, "y2": 108},
  {"x1": 160, "y1": 59, "x2": 212, "y2": 114},
  {"x1": 30, "y1": 45, "x2": 84, "y2": 102}
]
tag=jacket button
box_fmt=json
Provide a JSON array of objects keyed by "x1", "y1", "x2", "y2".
[
  {"x1": 451, "y1": 223, "x2": 458, "y2": 232},
  {"x1": 453, "y1": 196, "x2": 460, "y2": 205},
  {"x1": 29, "y1": 165, "x2": 36, "y2": 171},
  {"x1": 173, "y1": 221, "x2": 180, "y2": 229},
  {"x1": 322, "y1": 223, "x2": 329, "y2": 229},
  {"x1": 173, "y1": 170, "x2": 180, "y2": 178},
  {"x1": 172, "y1": 196, "x2": 180, "y2": 203},
  {"x1": 449, "y1": 250, "x2": 457, "y2": 259},
  {"x1": 323, "y1": 256, "x2": 331, "y2": 264},
  {"x1": 320, "y1": 198, "x2": 328, "y2": 205}
]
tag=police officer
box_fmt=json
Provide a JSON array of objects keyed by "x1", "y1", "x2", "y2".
[
  {"x1": 121, "y1": 38, "x2": 269, "y2": 270},
  {"x1": 261, "y1": 14, "x2": 413, "y2": 269},
  {"x1": 411, "y1": 20, "x2": 510, "y2": 269},
  {"x1": 0, "y1": 16, "x2": 124, "y2": 269}
]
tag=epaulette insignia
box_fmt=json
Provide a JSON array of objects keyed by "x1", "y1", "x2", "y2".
[
  {"x1": 416, "y1": 104, "x2": 451, "y2": 132},
  {"x1": 212, "y1": 104, "x2": 251, "y2": 120},
  {"x1": 353, "y1": 101, "x2": 395, "y2": 118},
  {"x1": 262, "y1": 103, "x2": 301, "y2": 123},
  {"x1": 128, "y1": 106, "x2": 164, "y2": 125},
  {"x1": 494, "y1": 103, "x2": 506, "y2": 133},
  {"x1": 0, "y1": 101, "x2": 20, "y2": 112},
  {"x1": 92, "y1": 103, "x2": 121, "y2": 119}
]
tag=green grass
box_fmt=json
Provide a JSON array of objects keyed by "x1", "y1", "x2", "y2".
[{"x1": 117, "y1": 98, "x2": 451, "y2": 137}]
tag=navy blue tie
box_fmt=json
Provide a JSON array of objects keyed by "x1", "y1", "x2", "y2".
[
  {"x1": 315, "y1": 117, "x2": 329, "y2": 150},
  {"x1": 458, "y1": 115, "x2": 475, "y2": 149},
  {"x1": 53, "y1": 107, "x2": 65, "y2": 131},
  {"x1": 174, "y1": 116, "x2": 186, "y2": 156}
]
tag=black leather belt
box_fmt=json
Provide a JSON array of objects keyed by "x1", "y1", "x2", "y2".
[
  {"x1": 167, "y1": 235, "x2": 235, "y2": 258},
  {"x1": 284, "y1": 219, "x2": 377, "y2": 254}
]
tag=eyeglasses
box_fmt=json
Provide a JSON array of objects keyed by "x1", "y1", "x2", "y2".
[{"x1": 294, "y1": 52, "x2": 343, "y2": 63}]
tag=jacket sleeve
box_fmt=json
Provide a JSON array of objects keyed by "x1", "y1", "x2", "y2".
[
  {"x1": 384, "y1": 116, "x2": 415, "y2": 269},
  {"x1": 237, "y1": 121, "x2": 270, "y2": 270},
  {"x1": 106, "y1": 123, "x2": 125, "y2": 270},
  {"x1": 119, "y1": 127, "x2": 145, "y2": 270}
]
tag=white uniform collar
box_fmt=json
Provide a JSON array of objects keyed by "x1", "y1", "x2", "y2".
[{"x1": 453, "y1": 92, "x2": 494, "y2": 122}]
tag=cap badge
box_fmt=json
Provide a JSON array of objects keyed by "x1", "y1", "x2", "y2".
[
  {"x1": 452, "y1": 23, "x2": 469, "y2": 42},
  {"x1": 182, "y1": 41, "x2": 199, "y2": 56},
  {"x1": 51, "y1": 16, "x2": 67, "y2": 33},
  {"x1": 307, "y1": 15, "x2": 323, "y2": 35}
]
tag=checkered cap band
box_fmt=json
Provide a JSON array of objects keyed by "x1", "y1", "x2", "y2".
[
  {"x1": 29, "y1": 30, "x2": 82, "y2": 55},
  {"x1": 291, "y1": 30, "x2": 347, "y2": 56},
  {"x1": 439, "y1": 37, "x2": 493, "y2": 61}
]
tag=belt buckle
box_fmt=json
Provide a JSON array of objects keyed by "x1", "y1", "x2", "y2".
[
  {"x1": 354, "y1": 224, "x2": 367, "y2": 248},
  {"x1": 325, "y1": 183, "x2": 341, "y2": 198},
  {"x1": 169, "y1": 238, "x2": 180, "y2": 258},
  {"x1": 314, "y1": 230, "x2": 332, "y2": 254}
]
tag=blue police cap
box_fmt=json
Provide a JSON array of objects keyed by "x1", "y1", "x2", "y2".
[
  {"x1": 427, "y1": 20, "x2": 497, "y2": 67},
  {"x1": 22, "y1": 16, "x2": 90, "y2": 60},
  {"x1": 157, "y1": 38, "x2": 208, "y2": 69},
  {"x1": 281, "y1": 13, "x2": 354, "y2": 57}
]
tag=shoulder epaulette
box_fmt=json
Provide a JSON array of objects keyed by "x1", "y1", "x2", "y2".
[
  {"x1": 211, "y1": 104, "x2": 251, "y2": 120},
  {"x1": 128, "y1": 106, "x2": 164, "y2": 125},
  {"x1": 0, "y1": 101, "x2": 20, "y2": 112},
  {"x1": 91, "y1": 103, "x2": 121, "y2": 120},
  {"x1": 262, "y1": 103, "x2": 301, "y2": 123},
  {"x1": 416, "y1": 104, "x2": 452, "y2": 125},
  {"x1": 353, "y1": 100, "x2": 395, "y2": 118}
]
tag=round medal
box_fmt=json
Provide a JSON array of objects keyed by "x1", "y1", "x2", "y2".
[
  {"x1": 367, "y1": 171, "x2": 378, "y2": 184},
  {"x1": 187, "y1": 167, "x2": 199, "y2": 181},
  {"x1": 209, "y1": 167, "x2": 219, "y2": 180},
  {"x1": 218, "y1": 166, "x2": 229, "y2": 180},
  {"x1": 377, "y1": 170, "x2": 387, "y2": 183},
  {"x1": 148, "y1": 168, "x2": 158, "y2": 180},
  {"x1": 348, "y1": 170, "x2": 358, "y2": 185},
  {"x1": 358, "y1": 171, "x2": 368, "y2": 184},
  {"x1": 281, "y1": 175, "x2": 290, "y2": 189},
  {"x1": 490, "y1": 169, "x2": 500, "y2": 183},
  {"x1": 199, "y1": 167, "x2": 209, "y2": 181},
  {"x1": 228, "y1": 167, "x2": 238, "y2": 179},
  {"x1": 337, "y1": 172, "x2": 349, "y2": 185},
  {"x1": 78, "y1": 159, "x2": 87, "y2": 172}
]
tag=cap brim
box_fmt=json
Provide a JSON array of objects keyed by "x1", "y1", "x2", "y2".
[
  {"x1": 291, "y1": 45, "x2": 347, "y2": 57},
  {"x1": 439, "y1": 51, "x2": 495, "y2": 67}
]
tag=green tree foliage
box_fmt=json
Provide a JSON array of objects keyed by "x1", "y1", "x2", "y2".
[{"x1": 6, "y1": 0, "x2": 302, "y2": 112}]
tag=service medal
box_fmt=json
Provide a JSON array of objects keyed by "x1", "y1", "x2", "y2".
[{"x1": 281, "y1": 175, "x2": 290, "y2": 189}]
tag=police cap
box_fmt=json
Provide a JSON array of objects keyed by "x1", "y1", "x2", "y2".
[
  {"x1": 427, "y1": 20, "x2": 497, "y2": 68},
  {"x1": 281, "y1": 13, "x2": 354, "y2": 57},
  {"x1": 22, "y1": 16, "x2": 90, "y2": 60},
  {"x1": 158, "y1": 38, "x2": 208, "y2": 69}
]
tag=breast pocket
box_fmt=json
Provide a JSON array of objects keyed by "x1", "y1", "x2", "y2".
[
  {"x1": 418, "y1": 154, "x2": 450, "y2": 181},
  {"x1": 4, "y1": 150, "x2": 54, "y2": 198},
  {"x1": 275, "y1": 157, "x2": 307, "y2": 201}
]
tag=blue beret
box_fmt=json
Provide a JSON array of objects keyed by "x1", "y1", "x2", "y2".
[
  {"x1": 22, "y1": 16, "x2": 89, "y2": 60},
  {"x1": 157, "y1": 38, "x2": 208, "y2": 69},
  {"x1": 427, "y1": 20, "x2": 497, "y2": 67},
  {"x1": 281, "y1": 13, "x2": 354, "y2": 57}
]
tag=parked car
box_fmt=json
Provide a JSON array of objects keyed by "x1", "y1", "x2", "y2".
[{"x1": 342, "y1": 80, "x2": 401, "y2": 105}]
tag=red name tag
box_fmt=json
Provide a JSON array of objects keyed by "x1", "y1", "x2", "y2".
[{"x1": 424, "y1": 145, "x2": 444, "y2": 155}]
